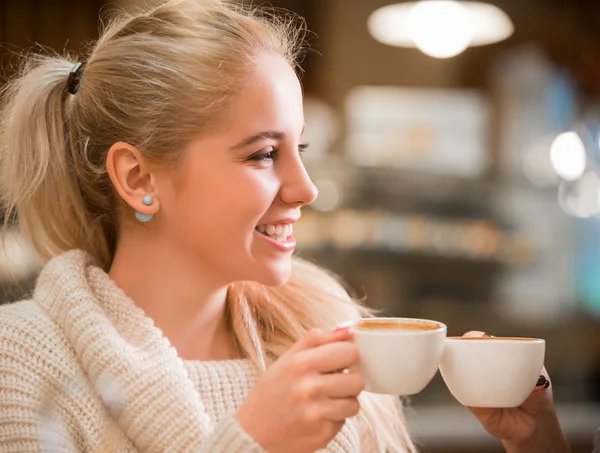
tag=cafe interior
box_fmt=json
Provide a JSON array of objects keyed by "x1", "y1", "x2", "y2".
[{"x1": 0, "y1": 0, "x2": 599, "y2": 451}]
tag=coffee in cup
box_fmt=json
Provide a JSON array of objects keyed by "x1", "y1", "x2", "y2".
[
  {"x1": 347, "y1": 317, "x2": 447, "y2": 395},
  {"x1": 439, "y1": 336, "x2": 545, "y2": 408},
  {"x1": 355, "y1": 319, "x2": 441, "y2": 331}
]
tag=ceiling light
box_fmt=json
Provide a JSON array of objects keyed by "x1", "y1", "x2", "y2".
[
  {"x1": 368, "y1": 1, "x2": 514, "y2": 59},
  {"x1": 550, "y1": 131, "x2": 587, "y2": 181}
]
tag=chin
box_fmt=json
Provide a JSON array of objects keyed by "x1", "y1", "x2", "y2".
[{"x1": 255, "y1": 261, "x2": 292, "y2": 287}]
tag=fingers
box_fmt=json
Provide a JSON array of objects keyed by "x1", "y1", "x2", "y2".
[
  {"x1": 302, "y1": 341, "x2": 359, "y2": 374},
  {"x1": 308, "y1": 372, "x2": 365, "y2": 399},
  {"x1": 535, "y1": 375, "x2": 550, "y2": 389},
  {"x1": 286, "y1": 327, "x2": 358, "y2": 374},
  {"x1": 290, "y1": 327, "x2": 352, "y2": 353},
  {"x1": 532, "y1": 366, "x2": 551, "y2": 393},
  {"x1": 465, "y1": 405, "x2": 495, "y2": 418},
  {"x1": 462, "y1": 330, "x2": 489, "y2": 338},
  {"x1": 319, "y1": 397, "x2": 361, "y2": 422}
]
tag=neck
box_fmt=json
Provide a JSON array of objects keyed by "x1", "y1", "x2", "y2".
[{"x1": 109, "y1": 229, "x2": 234, "y2": 362}]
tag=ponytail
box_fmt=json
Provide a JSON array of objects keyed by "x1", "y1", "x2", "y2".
[{"x1": 0, "y1": 56, "x2": 114, "y2": 268}]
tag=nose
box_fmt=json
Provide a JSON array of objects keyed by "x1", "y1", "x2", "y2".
[{"x1": 278, "y1": 153, "x2": 318, "y2": 206}]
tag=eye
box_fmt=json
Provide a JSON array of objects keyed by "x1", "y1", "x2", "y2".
[
  {"x1": 248, "y1": 148, "x2": 277, "y2": 162},
  {"x1": 299, "y1": 143, "x2": 310, "y2": 153}
]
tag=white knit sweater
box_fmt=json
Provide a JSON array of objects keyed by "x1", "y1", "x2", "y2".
[{"x1": 0, "y1": 250, "x2": 369, "y2": 452}]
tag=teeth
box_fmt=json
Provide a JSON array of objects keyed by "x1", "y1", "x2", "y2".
[{"x1": 256, "y1": 223, "x2": 294, "y2": 241}]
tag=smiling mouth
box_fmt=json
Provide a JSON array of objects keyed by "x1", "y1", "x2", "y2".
[{"x1": 255, "y1": 223, "x2": 293, "y2": 242}]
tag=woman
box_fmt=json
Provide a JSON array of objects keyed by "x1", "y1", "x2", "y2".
[{"x1": 0, "y1": 0, "x2": 570, "y2": 452}]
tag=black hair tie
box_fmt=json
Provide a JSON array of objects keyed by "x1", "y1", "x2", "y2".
[{"x1": 67, "y1": 62, "x2": 86, "y2": 95}]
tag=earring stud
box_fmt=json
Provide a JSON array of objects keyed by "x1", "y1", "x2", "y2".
[{"x1": 135, "y1": 195, "x2": 154, "y2": 223}]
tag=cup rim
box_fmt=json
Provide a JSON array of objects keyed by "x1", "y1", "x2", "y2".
[
  {"x1": 345, "y1": 317, "x2": 447, "y2": 334},
  {"x1": 445, "y1": 336, "x2": 545, "y2": 343}
]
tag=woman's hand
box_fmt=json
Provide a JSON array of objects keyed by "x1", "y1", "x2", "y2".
[
  {"x1": 464, "y1": 331, "x2": 571, "y2": 453},
  {"x1": 235, "y1": 327, "x2": 364, "y2": 453}
]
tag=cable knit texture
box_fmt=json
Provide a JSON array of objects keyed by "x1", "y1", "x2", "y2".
[{"x1": 0, "y1": 250, "x2": 369, "y2": 452}]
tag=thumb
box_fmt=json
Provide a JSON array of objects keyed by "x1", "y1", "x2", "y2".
[{"x1": 463, "y1": 330, "x2": 493, "y2": 338}]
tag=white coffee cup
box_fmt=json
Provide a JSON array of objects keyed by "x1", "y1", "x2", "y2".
[
  {"x1": 439, "y1": 337, "x2": 545, "y2": 408},
  {"x1": 348, "y1": 317, "x2": 447, "y2": 395}
]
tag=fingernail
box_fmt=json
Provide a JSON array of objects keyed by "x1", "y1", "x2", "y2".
[
  {"x1": 536, "y1": 375, "x2": 547, "y2": 387},
  {"x1": 333, "y1": 326, "x2": 350, "y2": 333},
  {"x1": 483, "y1": 332, "x2": 496, "y2": 338}
]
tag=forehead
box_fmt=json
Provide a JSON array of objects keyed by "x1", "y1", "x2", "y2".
[{"x1": 218, "y1": 53, "x2": 304, "y2": 138}]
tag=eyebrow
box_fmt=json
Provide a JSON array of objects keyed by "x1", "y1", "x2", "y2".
[
  {"x1": 230, "y1": 131, "x2": 286, "y2": 150},
  {"x1": 230, "y1": 126, "x2": 306, "y2": 150}
]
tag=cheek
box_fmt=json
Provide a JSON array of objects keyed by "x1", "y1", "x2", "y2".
[{"x1": 169, "y1": 169, "x2": 279, "y2": 238}]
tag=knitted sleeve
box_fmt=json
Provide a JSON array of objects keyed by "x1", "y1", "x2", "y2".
[
  {"x1": 197, "y1": 414, "x2": 265, "y2": 453},
  {"x1": 0, "y1": 301, "x2": 265, "y2": 453},
  {"x1": 1, "y1": 355, "x2": 263, "y2": 453}
]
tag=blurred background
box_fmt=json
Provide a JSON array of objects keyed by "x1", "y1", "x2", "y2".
[{"x1": 1, "y1": 0, "x2": 599, "y2": 451}]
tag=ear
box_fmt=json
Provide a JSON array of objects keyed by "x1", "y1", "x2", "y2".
[{"x1": 106, "y1": 142, "x2": 160, "y2": 217}]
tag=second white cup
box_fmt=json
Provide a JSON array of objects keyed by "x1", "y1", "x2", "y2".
[{"x1": 439, "y1": 336, "x2": 546, "y2": 408}]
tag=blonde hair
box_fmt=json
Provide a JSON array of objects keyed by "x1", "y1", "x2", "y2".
[{"x1": 0, "y1": 1, "x2": 415, "y2": 451}]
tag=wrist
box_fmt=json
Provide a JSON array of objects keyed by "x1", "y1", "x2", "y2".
[
  {"x1": 501, "y1": 408, "x2": 571, "y2": 453},
  {"x1": 234, "y1": 408, "x2": 267, "y2": 450}
]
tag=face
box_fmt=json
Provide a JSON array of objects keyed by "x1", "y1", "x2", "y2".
[{"x1": 156, "y1": 53, "x2": 318, "y2": 287}]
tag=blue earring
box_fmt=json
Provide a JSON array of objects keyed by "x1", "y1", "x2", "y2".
[{"x1": 135, "y1": 195, "x2": 154, "y2": 223}]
